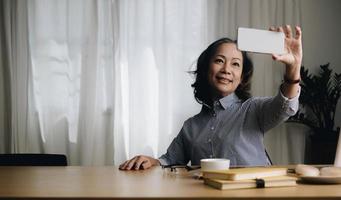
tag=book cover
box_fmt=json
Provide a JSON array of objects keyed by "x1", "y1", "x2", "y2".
[
  {"x1": 204, "y1": 175, "x2": 297, "y2": 190},
  {"x1": 202, "y1": 167, "x2": 288, "y2": 180}
]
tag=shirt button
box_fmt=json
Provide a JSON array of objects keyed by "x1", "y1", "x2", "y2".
[
  {"x1": 208, "y1": 138, "x2": 211, "y2": 142},
  {"x1": 212, "y1": 113, "x2": 216, "y2": 117},
  {"x1": 210, "y1": 126, "x2": 215, "y2": 130}
]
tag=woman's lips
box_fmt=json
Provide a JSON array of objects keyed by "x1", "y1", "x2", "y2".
[{"x1": 217, "y1": 77, "x2": 232, "y2": 84}]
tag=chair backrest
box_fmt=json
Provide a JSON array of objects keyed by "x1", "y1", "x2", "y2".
[{"x1": 0, "y1": 154, "x2": 67, "y2": 166}]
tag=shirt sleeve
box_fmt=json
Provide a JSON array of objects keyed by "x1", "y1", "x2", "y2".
[
  {"x1": 255, "y1": 85, "x2": 300, "y2": 133},
  {"x1": 158, "y1": 126, "x2": 190, "y2": 166}
]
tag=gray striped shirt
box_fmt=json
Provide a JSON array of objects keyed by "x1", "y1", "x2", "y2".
[{"x1": 159, "y1": 89, "x2": 299, "y2": 166}]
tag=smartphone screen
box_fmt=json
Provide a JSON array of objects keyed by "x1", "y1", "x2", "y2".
[{"x1": 237, "y1": 27, "x2": 285, "y2": 55}]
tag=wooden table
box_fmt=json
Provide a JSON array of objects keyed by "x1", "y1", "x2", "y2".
[{"x1": 0, "y1": 166, "x2": 341, "y2": 199}]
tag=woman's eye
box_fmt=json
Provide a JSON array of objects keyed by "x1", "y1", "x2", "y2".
[
  {"x1": 233, "y1": 62, "x2": 240, "y2": 67},
  {"x1": 215, "y1": 59, "x2": 224, "y2": 64}
]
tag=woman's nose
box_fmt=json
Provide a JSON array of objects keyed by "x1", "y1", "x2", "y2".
[{"x1": 220, "y1": 64, "x2": 232, "y2": 74}]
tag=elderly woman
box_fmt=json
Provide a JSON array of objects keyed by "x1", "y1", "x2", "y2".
[{"x1": 120, "y1": 25, "x2": 302, "y2": 170}]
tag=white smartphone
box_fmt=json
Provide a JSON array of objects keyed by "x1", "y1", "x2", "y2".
[{"x1": 237, "y1": 27, "x2": 285, "y2": 55}]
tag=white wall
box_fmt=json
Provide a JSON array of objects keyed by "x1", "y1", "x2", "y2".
[
  {"x1": 263, "y1": 0, "x2": 341, "y2": 164},
  {"x1": 301, "y1": 0, "x2": 341, "y2": 128},
  {"x1": 301, "y1": 0, "x2": 341, "y2": 73}
]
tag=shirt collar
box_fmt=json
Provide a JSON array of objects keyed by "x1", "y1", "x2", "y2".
[
  {"x1": 217, "y1": 93, "x2": 240, "y2": 110},
  {"x1": 201, "y1": 93, "x2": 241, "y2": 111}
]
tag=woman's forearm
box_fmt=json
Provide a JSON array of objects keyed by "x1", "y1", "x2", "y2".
[{"x1": 281, "y1": 64, "x2": 301, "y2": 99}]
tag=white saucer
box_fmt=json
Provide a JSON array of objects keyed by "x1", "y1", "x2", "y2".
[{"x1": 300, "y1": 176, "x2": 341, "y2": 184}]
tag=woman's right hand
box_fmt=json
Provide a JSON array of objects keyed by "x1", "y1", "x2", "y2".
[{"x1": 119, "y1": 155, "x2": 160, "y2": 170}]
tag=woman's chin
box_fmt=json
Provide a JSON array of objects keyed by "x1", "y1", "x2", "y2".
[{"x1": 216, "y1": 88, "x2": 233, "y2": 97}]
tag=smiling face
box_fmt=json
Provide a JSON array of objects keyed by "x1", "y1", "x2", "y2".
[{"x1": 207, "y1": 43, "x2": 243, "y2": 98}]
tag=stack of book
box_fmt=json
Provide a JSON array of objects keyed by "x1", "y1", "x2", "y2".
[{"x1": 202, "y1": 167, "x2": 297, "y2": 190}]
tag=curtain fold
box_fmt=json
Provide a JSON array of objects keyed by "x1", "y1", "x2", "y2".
[
  {"x1": 113, "y1": 0, "x2": 206, "y2": 164},
  {"x1": 0, "y1": 0, "x2": 304, "y2": 165},
  {"x1": 0, "y1": 0, "x2": 34, "y2": 153},
  {"x1": 0, "y1": 0, "x2": 11, "y2": 153},
  {"x1": 27, "y1": 0, "x2": 118, "y2": 165}
]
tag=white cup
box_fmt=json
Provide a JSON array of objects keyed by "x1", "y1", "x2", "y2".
[{"x1": 200, "y1": 158, "x2": 230, "y2": 171}]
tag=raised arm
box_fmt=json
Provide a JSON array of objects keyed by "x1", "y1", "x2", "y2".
[
  {"x1": 254, "y1": 25, "x2": 302, "y2": 132},
  {"x1": 270, "y1": 25, "x2": 303, "y2": 98}
]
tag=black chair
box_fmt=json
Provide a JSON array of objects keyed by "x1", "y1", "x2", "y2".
[{"x1": 0, "y1": 154, "x2": 68, "y2": 166}]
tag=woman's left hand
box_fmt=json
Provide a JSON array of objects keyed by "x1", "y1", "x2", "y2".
[{"x1": 270, "y1": 25, "x2": 302, "y2": 79}]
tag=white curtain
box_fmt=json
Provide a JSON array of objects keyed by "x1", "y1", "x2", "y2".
[
  {"x1": 0, "y1": 0, "x2": 304, "y2": 165},
  {"x1": 0, "y1": 0, "x2": 33, "y2": 153},
  {"x1": 113, "y1": 0, "x2": 206, "y2": 164}
]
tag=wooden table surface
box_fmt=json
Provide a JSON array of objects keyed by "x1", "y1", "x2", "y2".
[{"x1": 0, "y1": 166, "x2": 341, "y2": 199}]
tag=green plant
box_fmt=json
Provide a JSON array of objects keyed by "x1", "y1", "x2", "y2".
[{"x1": 288, "y1": 63, "x2": 341, "y2": 132}]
